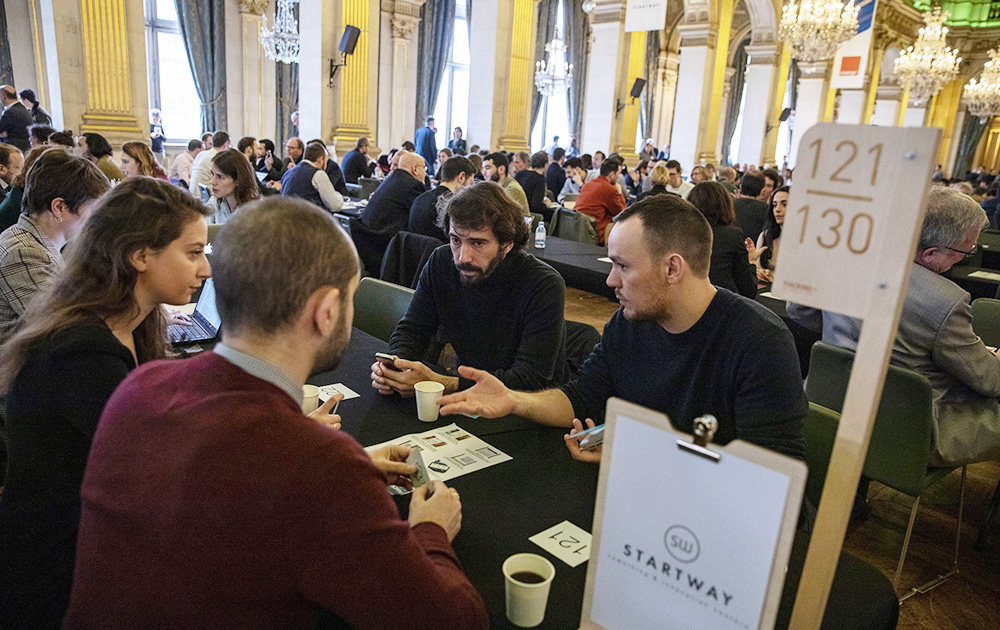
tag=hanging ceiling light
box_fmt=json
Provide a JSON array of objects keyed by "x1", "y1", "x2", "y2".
[
  {"x1": 963, "y1": 49, "x2": 1000, "y2": 121},
  {"x1": 894, "y1": 7, "x2": 962, "y2": 107},
  {"x1": 778, "y1": 0, "x2": 860, "y2": 63},
  {"x1": 535, "y1": 39, "x2": 574, "y2": 98},
  {"x1": 261, "y1": 0, "x2": 300, "y2": 64},
  {"x1": 581, "y1": 0, "x2": 596, "y2": 13}
]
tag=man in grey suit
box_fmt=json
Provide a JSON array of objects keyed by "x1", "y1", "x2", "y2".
[{"x1": 788, "y1": 187, "x2": 1000, "y2": 467}]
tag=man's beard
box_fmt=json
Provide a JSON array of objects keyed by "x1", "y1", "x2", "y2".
[
  {"x1": 311, "y1": 302, "x2": 352, "y2": 373},
  {"x1": 489, "y1": 171, "x2": 500, "y2": 182},
  {"x1": 456, "y1": 250, "x2": 506, "y2": 285}
]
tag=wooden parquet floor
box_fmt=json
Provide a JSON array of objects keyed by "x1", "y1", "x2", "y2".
[{"x1": 562, "y1": 288, "x2": 1000, "y2": 628}]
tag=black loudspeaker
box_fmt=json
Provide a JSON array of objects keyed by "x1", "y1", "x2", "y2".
[
  {"x1": 629, "y1": 78, "x2": 646, "y2": 99},
  {"x1": 339, "y1": 26, "x2": 361, "y2": 55},
  {"x1": 778, "y1": 107, "x2": 792, "y2": 122}
]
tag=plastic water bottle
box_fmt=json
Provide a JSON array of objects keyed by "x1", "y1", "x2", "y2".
[{"x1": 535, "y1": 221, "x2": 547, "y2": 249}]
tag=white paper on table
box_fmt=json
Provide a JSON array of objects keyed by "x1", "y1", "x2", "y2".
[
  {"x1": 317, "y1": 383, "x2": 360, "y2": 402},
  {"x1": 364, "y1": 423, "x2": 512, "y2": 483},
  {"x1": 968, "y1": 270, "x2": 1000, "y2": 282},
  {"x1": 530, "y1": 520, "x2": 593, "y2": 567}
]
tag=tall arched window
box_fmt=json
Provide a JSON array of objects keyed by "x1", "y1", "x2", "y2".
[
  {"x1": 144, "y1": 0, "x2": 202, "y2": 139},
  {"x1": 432, "y1": 0, "x2": 470, "y2": 148},
  {"x1": 530, "y1": 0, "x2": 571, "y2": 151}
]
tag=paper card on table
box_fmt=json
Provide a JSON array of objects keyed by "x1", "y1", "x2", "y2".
[
  {"x1": 318, "y1": 383, "x2": 360, "y2": 402},
  {"x1": 365, "y1": 423, "x2": 512, "y2": 484},
  {"x1": 597, "y1": 257, "x2": 612, "y2": 263},
  {"x1": 530, "y1": 521, "x2": 593, "y2": 567},
  {"x1": 969, "y1": 270, "x2": 1000, "y2": 281}
]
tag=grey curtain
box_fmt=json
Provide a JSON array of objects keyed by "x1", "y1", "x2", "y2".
[
  {"x1": 721, "y1": 38, "x2": 749, "y2": 165},
  {"x1": 174, "y1": 0, "x2": 227, "y2": 132},
  {"x1": 530, "y1": 0, "x2": 560, "y2": 132},
  {"x1": 276, "y1": 60, "x2": 298, "y2": 148},
  {"x1": 416, "y1": 0, "x2": 456, "y2": 128},
  {"x1": 640, "y1": 30, "x2": 660, "y2": 140},
  {"x1": 0, "y1": 0, "x2": 13, "y2": 86},
  {"x1": 953, "y1": 114, "x2": 990, "y2": 178},
  {"x1": 565, "y1": 0, "x2": 589, "y2": 142}
]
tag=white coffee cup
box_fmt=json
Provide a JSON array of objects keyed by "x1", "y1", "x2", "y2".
[
  {"x1": 503, "y1": 553, "x2": 555, "y2": 628},
  {"x1": 302, "y1": 384, "x2": 320, "y2": 414},
  {"x1": 414, "y1": 381, "x2": 445, "y2": 422}
]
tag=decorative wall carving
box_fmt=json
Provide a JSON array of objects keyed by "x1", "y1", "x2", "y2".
[
  {"x1": 391, "y1": 16, "x2": 417, "y2": 40},
  {"x1": 239, "y1": 0, "x2": 269, "y2": 15}
]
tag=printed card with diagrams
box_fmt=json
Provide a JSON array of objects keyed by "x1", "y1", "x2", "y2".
[{"x1": 364, "y1": 423, "x2": 512, "y2": 488}]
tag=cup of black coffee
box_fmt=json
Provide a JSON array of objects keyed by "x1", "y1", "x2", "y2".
[{"x1": 502, "y1": 553, "x2": 555, "y2": 627}]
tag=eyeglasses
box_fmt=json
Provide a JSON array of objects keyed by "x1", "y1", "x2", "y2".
[{"x1": 944, "y1": 244, "x2": 978, "y2": 258}]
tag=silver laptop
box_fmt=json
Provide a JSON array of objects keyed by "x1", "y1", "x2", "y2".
[{"x1": 168, "y1": 278, "x2": 221, "y2": 344}]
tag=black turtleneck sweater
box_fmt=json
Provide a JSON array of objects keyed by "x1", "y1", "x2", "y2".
[{"x1": 389, "y1": 246, "x2": 570, "y2": 391}]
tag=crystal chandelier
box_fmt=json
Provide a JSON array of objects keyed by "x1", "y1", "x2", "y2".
[
  {"x1": 963, "y1": 49, "x2": 1000, "y2": 121},
  {"x1": 778, "y1": 0, "x2": 860, "y2": 63},
  {"x1": 581, "y1": 0, "x2": 596, "y2": 13},
  {"x1": 261, "y1": 0, "x2": 300, "y2": 64},
  {"x1": 534, "y1": 39, "x2": 573, "y2": 98},
  {"x1": 894, "y1": 8, "x2": 962, "y2": 107}
]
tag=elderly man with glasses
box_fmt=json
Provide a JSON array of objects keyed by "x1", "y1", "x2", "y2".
[{"x1": 788, "y1": 187, "x2": 1000, "y2": 469}]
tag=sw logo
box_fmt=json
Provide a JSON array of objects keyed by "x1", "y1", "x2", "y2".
[{"x1": 664, "y1": 524, "x2": 700, "y2": 564}]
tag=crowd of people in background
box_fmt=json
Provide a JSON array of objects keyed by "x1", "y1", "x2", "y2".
[{"x1": 0, "y1": 84, "x2": 999, "y2": 629}]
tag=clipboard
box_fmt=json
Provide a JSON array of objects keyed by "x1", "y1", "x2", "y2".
[{"x1": 580, "y1": 398, "x2": 807, "y2": 630}]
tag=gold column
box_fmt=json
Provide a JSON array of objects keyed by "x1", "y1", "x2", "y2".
[
  {"x1": 822, "y1": 87, "x2": 837, "y2": 122},
  {"x1": 613, "y1": 31, "x2": 646, "y2": 164},
  {"x1": 333, "y1": 0, "x2": 376, "y2": 154},
  {"x1": 929, "y1": 77, "x2": 963, "y2": 165},
  {"x1": 696, "y1": 0, "x2": 734, "y2": 164},
  {"x1": 760, "y1": 44, "x2": 790, "y2": 168},
  {"x1": 79, "y1": 0, "x2": 142, "y2": 134},
  {"x1": 497, "y1": 0, "x2": 535, "y2": 152},
  {"x1": 862, "y1": 48, "x2": 885, "y2": 125}
]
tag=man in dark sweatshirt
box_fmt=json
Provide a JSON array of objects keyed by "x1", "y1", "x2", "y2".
[
  {"x1": 438, "y1": 194, "x2": 807, "y2": 461},
  {"x1": 372, "y1": 181, "x2": 571, "y2": 396}
]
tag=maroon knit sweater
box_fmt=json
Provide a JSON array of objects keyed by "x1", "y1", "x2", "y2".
[{"x1": 64, "y1": 352, "x2": 487, "y2": 629}]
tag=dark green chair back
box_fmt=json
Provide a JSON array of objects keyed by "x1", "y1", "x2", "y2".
[
  {"x1": 351, "y1": 277, "x2": 414, "y2": 342},
  {"x1": 359, "y1": 177, "x2": 381, "y2": 200},
  {"x1": 803, "y1": 402, "x2": 841, "y2": 507},
  {"x1": 971, "y1": 298, "x2": 1000, "y2": 347},
  {"x1": 552, "y1": 208, "x2": 597, "y2": 245},
  {"x1": 806, "y1": 342, "x2": 942, "y2": 497}
]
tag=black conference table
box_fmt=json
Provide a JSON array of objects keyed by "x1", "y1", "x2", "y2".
[
  {"x1": 307, "y1": 328, "x2": 599, "y2": 629},
  {"x1": 305, "y1": 328, "x2": 896, "y2": 629},
  {"x1": 525, "y1": 237, "x2": 617, "y2": 301}
]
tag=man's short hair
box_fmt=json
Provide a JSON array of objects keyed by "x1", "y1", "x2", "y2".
[
  {"x1": 564, "y1": 157, "x2": 582, "y2": 170},
  {"x1": 0, "y1": 144, "x2": 20, "y2": 168},
  {"x1": 440, "y1": 156, "x2": 476, "y2": 182},
  {"x1": 762, "y1": 168, "x2": 783, "y2": 189},
  {"x1": 213, "y1": 198, "x2": 359, "y2": 334},
  {"x1": 530, "y1": 151, "x2": 548, "y2": 170},
  {"x1": 440, "y1": 182, "x2": 530, "y2": 250},
  {"x1": 237, "y1": 136, "x2": 257, "y2": 155},
  {"x1": 18, "y1": 89, "x2": 37, "y2": 104},
  {"x1": 515, "y1": 151, "x2": 530, "y2": 165},
  {"x1": 259, "y1": 138, "x2": 275, "y2": 154},
  {"x1": 23, "y1": 148, "x2": 110, "y2": 217},
  {"x1": 202, "y1": 132, "x2": 213, "y2": 148},
  {"x1": 47, "y1": 132, "x2": 74, "y2": 147},
  {"x1": 580, "y1": 154, "x2": 593, "y2": 170},
  {"x1": 553, "y1": 147, "x2": 565, "y2": 161},
  {"x1": 600, "y1": 157, "x2": 622, "y2": 177},
  {"x1": 918, "y1": 187, "x2": 989, "y2": 251},
  {"x1": 484, "y1": 152, "x2": 509, "y2": 175},
  {"x1": 402, "y1": 140, "x2": 416, "y2": 152},
  {"x1": 187, "y1": 139, "x2": 203, "y2": 151},
  {"x1": 615, "y1": 195, "x2": 713, "y2": 278},
  {"x1": 594, "y1": 151, "x2": 606, "y2": 160},
  {"x1": 0, "y1": 86, "x2": 16, "y2": 100},
  {"x1": 665, "y1": 159, "x2": 682, "y2": 172},
  {"x1": 303, "y1": 142, "x2": 328, "y2": 163},
  {"x1": 739, "y1": 172, "x2": 765, "y2": 197},
  {"x1": 426, "y1": 116, "x2": 435, "y2": 124},
  {"x1": 356, "y1": 136, "x2": 369, "y2": 149},
  {"x1": 81, "y1": 133, "x2": 113, "y2": 159},
  {"x1": 212, "y1": 131, "x2": 230, "y2": 149},
  {"x1": 28, "y1": 124, "x2": 55, "y2": 144}
]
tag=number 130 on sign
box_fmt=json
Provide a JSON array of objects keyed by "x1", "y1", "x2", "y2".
[{"x1": 772, "y1": 124, "x2": 940, "y2": 319}]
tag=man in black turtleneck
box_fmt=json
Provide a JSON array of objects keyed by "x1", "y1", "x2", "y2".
[{"x1": 371, "y1": 181, "x2": 570, "y2": 396}]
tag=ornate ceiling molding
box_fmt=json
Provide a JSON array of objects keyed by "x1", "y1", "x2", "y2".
[{"x1": 239, "y1": 0, "x2": 269, "y2": 15}]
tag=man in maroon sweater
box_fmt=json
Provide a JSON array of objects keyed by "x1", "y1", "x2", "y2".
[
  {"x1": 573, "y1": 157, "x2": 626, "y2": 245},
  {"x1": 65, "y1": 198, "x2": 487, "y2": 629}
]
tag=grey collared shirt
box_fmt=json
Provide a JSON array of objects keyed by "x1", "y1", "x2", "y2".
[
  {"x1": 214, "y1": 343, "x2": 303, "y2": 406},
  {"x1": 0, "y1": 213, "x2": 63, "y2": 344}
]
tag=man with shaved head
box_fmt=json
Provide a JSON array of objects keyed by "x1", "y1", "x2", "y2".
[{"x1": 354, "y1": 151, "x2": 429, "y2": 271}]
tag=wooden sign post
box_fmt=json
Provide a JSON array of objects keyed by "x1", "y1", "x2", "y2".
[{"x1": 771, "y1": 123, "x2": 942, "y2": 629}]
